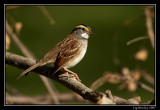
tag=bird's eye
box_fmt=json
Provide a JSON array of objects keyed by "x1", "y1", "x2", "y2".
[{"x1": 82, "y1": 28, "x2": 85, "y2": 31}]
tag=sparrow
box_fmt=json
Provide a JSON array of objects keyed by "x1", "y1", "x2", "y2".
[{"x1": 16, "y1": 24, "x2": 92, "y2": 81}]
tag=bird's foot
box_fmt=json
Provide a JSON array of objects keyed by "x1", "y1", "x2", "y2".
[{"x1": 63, "y1": 68, "x2": 81, "y2": 82}]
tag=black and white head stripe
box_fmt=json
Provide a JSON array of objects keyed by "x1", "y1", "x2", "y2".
[{"x1": 71, "y1": 24, "x2": 92, "y2": 34}]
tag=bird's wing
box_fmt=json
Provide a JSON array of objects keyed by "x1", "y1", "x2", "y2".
[
  {"x1": 40, "y1": 35, "x2": 74, "y2": 64},
  {"x1": 53, "y1": 37, "x2": 80, "y2": 73}
]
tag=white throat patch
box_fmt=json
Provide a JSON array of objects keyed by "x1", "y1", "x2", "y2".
[{"x1": 81, "y1": 33, "x2": 89, "y2": 39}]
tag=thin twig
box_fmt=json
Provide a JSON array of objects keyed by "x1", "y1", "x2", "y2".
[
  {"x1": 6, "y1": 21, "x2": 60, "y2": 104},
  {"x1": 38, "y1": 6, "x2": 55, "y2": 25},
  {"x1": 6, "y1": 6, "x2": 22, "y2": 10},
  {"x1": 141, "y1": 71, "x2": 154, "y2": 85},
  {"x1": 91, "y1": 69, "x2": 154, "y2": 94},
  {"x1": 127, "y1": 36, "x2": 148, "y2": 45},
  {"x1": 121, "y1": 67, "x2": 154, "y2": 93},
  {"x1": 39, "y1": 76, "x2": 60, "y2": 104},
  {"x1": 145, "y1": 7, "x2": 155, "y2": 49},
  {"x1": 6, "y1": 21, "x2": 35, "y2": 58},
  {"x1": 137, "y1": 82, "x2": 154, "y2": 93},
  {"x1": 122, "y1": 73, "x2": 154, "y2": 94}
]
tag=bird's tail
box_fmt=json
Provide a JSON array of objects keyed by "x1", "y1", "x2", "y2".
[{"x1": 16, "y1": 62, "x2": 43, "y2": 79}]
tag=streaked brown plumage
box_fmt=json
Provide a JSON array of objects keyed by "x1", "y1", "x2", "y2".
[{"x1": 16, "y1": 24, "x2": 92, "y2": 81}]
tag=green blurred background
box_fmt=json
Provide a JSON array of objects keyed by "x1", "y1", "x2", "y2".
[{"x1": 6, "y1": 5, "x2": 154, "y2": 104}]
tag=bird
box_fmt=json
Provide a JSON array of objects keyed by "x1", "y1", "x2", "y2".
[{"x1": 16, "y1": 24, "x2": 92, "y2": 81}]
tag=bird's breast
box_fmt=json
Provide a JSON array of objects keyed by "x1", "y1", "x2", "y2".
[{"x1": 64, "y1": 40, "x2": 88, "y2": 68}]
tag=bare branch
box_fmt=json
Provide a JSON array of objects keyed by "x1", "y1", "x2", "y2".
[
  {"x1": 5, "y1": 52, "x2": 141, "y2": 104},
  {"x1": 38, "y1": 6, "x2": 55, "y2": 25},
  {"x1": 91, "y1": 69, "x2": 154, "y2": 94},
  {"x1": 6, "y1": 6, "x2": 22, "y2": 10},
  {"x1": 6, "y1": 93, "x2": 84, "y2": 104},
  {"x1": 137, "y1": 82, "x2": 154, "y2": 93},
  {"x1": 6, "y1": 21, "x2": 35, "y2": 58},
  {"x1": 141, "y1": 71, "x2": 154, "y2": 85},
  {"x1": 127, "y1": 36, "x2": 148, "y2": 45},
  {"x1": 145, "y1": 6, "x2": 155, "y2": 49},
  {"x1": 121, "y1": 68, "x2": 154, "y2": 94}
]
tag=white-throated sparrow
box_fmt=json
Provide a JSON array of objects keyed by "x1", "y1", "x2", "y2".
[{"x1": 16, "y1": 24, "x2": 92, "y2": 81}]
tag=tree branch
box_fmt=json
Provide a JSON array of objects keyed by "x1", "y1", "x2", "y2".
[
  {"x1": 6, "y1": 93, "x2": 84, "y2": 104},
  {"x1": 5, "y1": 52, "x2": 141, "y2": 104},
  {"x1": 145, "y1": 6, "x2": 155, "y2": 49}
]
